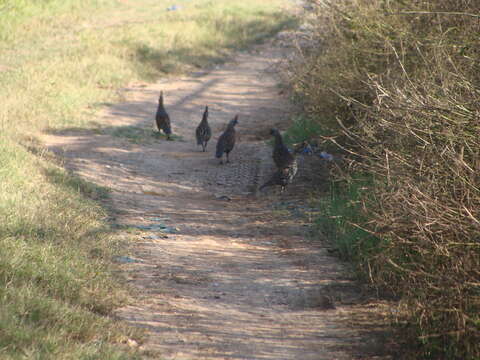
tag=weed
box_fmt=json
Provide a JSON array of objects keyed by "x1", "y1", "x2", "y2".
[{"x1": 315, "y1": 178, "x2": 381, "y2": 262}]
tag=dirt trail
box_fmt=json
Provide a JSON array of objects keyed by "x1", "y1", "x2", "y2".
[{"x1": 44, "y1": 41, "x2": 390, "y2": 359}]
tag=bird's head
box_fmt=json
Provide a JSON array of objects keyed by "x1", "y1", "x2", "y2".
[{"x1": 230, "y1": 115, "x2": 239, "y2": 127}]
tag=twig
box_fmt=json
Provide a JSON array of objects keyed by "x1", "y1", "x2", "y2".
[{"x1": 394, "y1": 11, "x2": 480, "y2": 19}]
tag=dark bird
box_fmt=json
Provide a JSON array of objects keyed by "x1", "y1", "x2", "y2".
[
  {"x1": 270, "y1": 128, "x2": 295, "y2": 169},
  {"x1": 260, "y1": 131, "x2": 312, "y2": 193},
  {"x1": 155, "y1": 91, "x2": 172, "y2": 140},
  {"x1": 215, "y1": 115, "x2": 238, "y2": 164},
  {"x1": 195, "y1": 105, "x2": 211, "y2": 152},
  {"x1": 259, "y1": 161, "x2": 298, "y2": 192}
]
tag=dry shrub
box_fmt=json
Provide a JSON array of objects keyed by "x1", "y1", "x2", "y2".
[{"x1": 289, "y1": 0, "x2": 480, "y2": 358}]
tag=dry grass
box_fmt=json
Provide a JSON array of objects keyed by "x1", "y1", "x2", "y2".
[
  {"x1": 0, "y1": 0, "x2": 295, "y2": 357},
  {"x1": 287, "y1": 0, "x2": 480, "y2": 358}
]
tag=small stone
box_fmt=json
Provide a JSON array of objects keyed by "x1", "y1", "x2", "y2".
[{"x1": 215, "y1": 195, "x2": 231, "y2": 201}]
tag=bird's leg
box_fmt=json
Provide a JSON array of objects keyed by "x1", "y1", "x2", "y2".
[
  {"x1": 202, "y1": 143, "x2": 206, "y2": 152},
  {"x1": 226, "y1": 152, "x2": 230, "y2": 163}
]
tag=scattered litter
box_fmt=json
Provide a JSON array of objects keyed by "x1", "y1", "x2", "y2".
[
  {"x1": 127, "y1": 339, "x2": 139, "y2": 348},
  {"x1": 319, "y1": 151, "x2": 334, "y2": 161},
  {"x1": 134, "y1": 223, "x2": 178, "y2": 234},
  {"x1": 147, "y1": 216, "x2": 170, "y2": 222},
  {"x1": 300, "y1": 143, "x2": 314, "y2": 155},
  {"x1": 260, "y1": 241, "x2": 274, "y2": 246},
  {"x1": 166, "y1": 5, "x2": 182, "y2": 11},
  {"x1": 114, "y1": 256, "x2": 143, "y2": 263}
]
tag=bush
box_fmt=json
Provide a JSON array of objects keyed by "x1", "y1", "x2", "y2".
[{"x1": 288, "y1": 0, "x2": 480, "y2": 358}]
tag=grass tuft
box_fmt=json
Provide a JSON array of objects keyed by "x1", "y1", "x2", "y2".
[{"x1": 315, "y1": 178, "x2": 381, "y2": 262}]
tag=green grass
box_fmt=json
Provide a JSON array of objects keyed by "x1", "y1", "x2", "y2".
[
  {"x1": 108, "y1": 126, "x2": 183, "y2": 143},
  {"x1": 281, "y1": 115, "x2": 326, "y2": 146},
  {"x1": 109, "y1": 126, "x2": 161, "y2": 144},
  {"x1": 314, "y1": 178, "x2": 381, "y2": 262},
  {"x1": 0, "y1": 0, "x2": 295, "y2": 357}
]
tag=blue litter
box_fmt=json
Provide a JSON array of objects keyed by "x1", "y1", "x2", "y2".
[
  {"x1": 319, "y1": 151, "x2": 334, "y2": 161},
  {"x1": 300, "y1": 143, "x2": 314, "y2": 155},
  {"x1": 114, "y1": 256, "x2": 143, "y2": 263},
  {"x1": 167, "y1": 5, "x2": 182, "y2": 11}
]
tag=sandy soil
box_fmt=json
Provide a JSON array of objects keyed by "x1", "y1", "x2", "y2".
[{"x1": 43, "y1": 40, "x2": 392, "y2": 360}]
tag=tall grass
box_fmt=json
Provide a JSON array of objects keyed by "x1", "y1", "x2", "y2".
[
  {"x1": 287, "y1": 0, "x2": 480, "y2": 358},
  {"x1": 315, "y1": 178, "x2": 381, "y2": 262},
  {"x1": 0, "y1": 0, "x2": 295, "y2": 357}
]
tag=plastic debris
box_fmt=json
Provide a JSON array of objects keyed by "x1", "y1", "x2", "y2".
[
  {"x1": 300, "y1": 143, "x2": 314, "y2": 155},
  {"x1": 166, "y1": 5, "x2": 182, "y2": 11},
  {"x1": 134, "y1": 223, "x2": 178, "y2": 233},
  {"x1": 319, "y1": 151, "x2": 334, "y2": 161},
  {"x1": 113, "y1": 256, "x2": 143, "y2": 263},
  {"x1": 147, "y1": 217, "x2": 170, "y2": 222}
]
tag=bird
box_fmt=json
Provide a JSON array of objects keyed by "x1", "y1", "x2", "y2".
[
  {"x1": 155, "y1": 91, "x2": 172, "y2": 140},
  {"x1": 259, "y1": 162, "x2": 298, "y2": 192},
  {"x1": 195, "y1": 105, "x2": 211, "y2": 152},
  {"x1": 270, "y1": 128, "x2": 295, "y2": 169},
  {"x1": 260, "y1": 130, "x2": 311, "y2": 193},
  {"x1": 215, "y1": 115, "x2": 238, "y2": 164}
]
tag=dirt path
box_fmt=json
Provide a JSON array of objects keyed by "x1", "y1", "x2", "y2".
[{"x1": 43, "y1": 41, "x2": 391, "y2": 359}]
